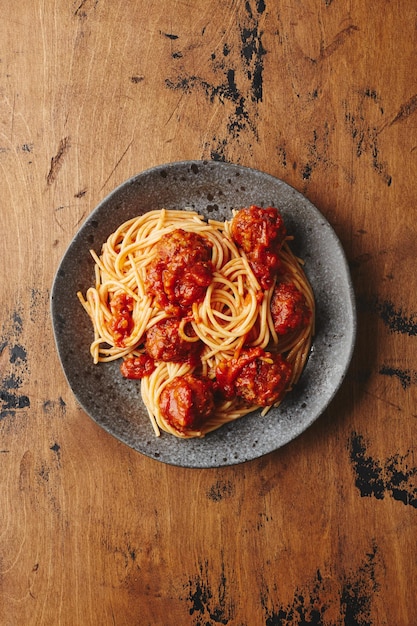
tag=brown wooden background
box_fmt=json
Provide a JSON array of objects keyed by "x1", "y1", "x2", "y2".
[{"x1": 1, "y1": 1, "x2": 416, "y2": 624}]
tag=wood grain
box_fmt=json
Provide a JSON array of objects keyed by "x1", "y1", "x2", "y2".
[{"x1": 1, "y1": 1, "x2": 416, "y2": 624}]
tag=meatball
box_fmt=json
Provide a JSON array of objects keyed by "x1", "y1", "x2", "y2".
[
  {"x1": 231, "y1": 206, "x2": 286, "y2": 253},
  {"x1": 145, "y1": 229, "x2": 213, "y2": 314},
  {"x1": 271, "y1": 282, "x2": 311, "y2": 336},
  {"x1": 120, "y1": 353, "x2": 156, "y2": 379},
  {"x1": 231, "y1": 206, "x2": 287, "y2": 289},
  {"x1": 215, "y1": 347, "x2": 265, "y2": 399},
  {"x1": 215, "y1": 347, "x2": 292, "y2": 406},
  {"x1": 159, "y1": 373, "x2": 215, "y2": 434},
  {"x1": 154, "y1": 228, "x2": 212, "y2": 266},
  {"x1": 145, "y1": 318, "x2": 202, "y2": 365},
  {"x1": 234, "y1": 352, "x2": 293, "y2": 406}
]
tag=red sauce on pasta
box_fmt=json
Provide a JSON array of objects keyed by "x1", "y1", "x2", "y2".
[
  {"x1": 109, "y1": 293, "x2": 134, "y2": 346},
  {"x1": 92, "y1": 208, "x2": 314, "y2": 437},
  {"x1": 215, "y1": 347, "x2": 293, "y2": 406}
]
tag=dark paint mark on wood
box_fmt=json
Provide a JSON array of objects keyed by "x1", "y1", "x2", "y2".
[
  {"x1": 74, "y1": 188, "x2": 87, "y2": 198},
  {"x1": 162, "y1": 32, "x2": 179, "y2": 40},
  {"x1": 43, "y1": 397, "x2": 66, "y2": 417},
  {"x1": 0, "y1": 390, "x2": 30, "y2": 417},
  {"x1": 187, "y1": 559, "x2": 233, "y2": 625},
  {"x1": 10, "y1": 344, "x2": 27, "y2": 364},
  {"x1": 166, "y1": 73, "x2": 239, "y2": 106},
  {"x1": 50, "y1": 442, "x2": 61, "y2": 466},
  {"x1": 302, "y1": 164, "x2": 312, "y2": 180},
  {"x1": 130, "y1": 75, "x2": 144, "y2": 83},
  {"x1": 206, "y1": 480, "x2": 235, "y2": 502},
  {"x1": 46, "y1": 136, "x2": 71, "y2": 185},
  {"x1": 1, "y1": 311, "x2": 30, "y2": 419},
  {"x1": 277, "y1": 144, "x2": 287, "y2": 168},
  {"x1": 165, "y1": 68, "x2": 258, "y2": 141},
  {"x1": 164, "y1": 1, "x2": 267, "y2": 161},
  {"x1": 340, "y1": 542, "x2": 379, "y2": 626},
  {"x1": 343, "y1": 96, "x2": 392, "y2": 186},
  {"x1": 2, "y1": 374, "x2": 22, "y2": 390},
  {"x1": 349, "y1": 432, "x2": 417, "y2": 507},
  {"x1": 210, "y1": 138, "x2": 228, "y2": 162},
  {"x1": 256, "y1": 512, "x2": 272, "y2": 530},
  {"x1": 379, "y1": 365, "x2": 417, "y2": 390},
  {"x1": 30, "y1": 287, "x2": 50, "y2": 325},
  {"x1": 239, "y1": 2, "x2": 267, "y2": 102},
  {"x1": 262, "y1": 543, "x2": 379, "y2": 625},
  {"x1": 371, "y1": 297, "x2": 417, "y2": 336},
  {"x1": 12, "y1": 311, "x2": 23, "y2": 334},
  {"x1": 299, "y1": 124, "x2": 332, "y2": 182}
]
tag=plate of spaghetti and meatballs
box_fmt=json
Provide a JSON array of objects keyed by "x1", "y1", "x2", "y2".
[{"x1": 51, "y1": 161, "x2": 356, "y2": 467}]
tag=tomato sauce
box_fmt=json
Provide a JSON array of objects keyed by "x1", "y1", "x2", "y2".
[
  {"x1": 215, "y1": 347, "x2": 293, "y2": 406},
  {"x1": 108, "y1": 293, "x2": 134, "y2": 346}
]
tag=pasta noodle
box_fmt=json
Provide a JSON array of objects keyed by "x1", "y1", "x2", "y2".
[{"x1": 77, "y1": 207, "x2": 315, "y2": 438}]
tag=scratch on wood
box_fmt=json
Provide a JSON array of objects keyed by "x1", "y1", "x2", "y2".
[
  {"x1": 389, "y1": 93, "x2": 417, "y2": 127},
  {"x1": 319, "y1": 25, "x2": 359, "y2": 61},
  {"x1": 99, "y1": 140, "x2": 133, "y2": 192},
  {"x1": 46, "y1": 137, "x2": 71, "y2": 185},
  {"x1": 74, "y1": 0, "x2": 88, "y2": 15},
  {"x1": 378, "y1": 93, "x2": 417, "y2": 135},
  {"x1": 361, "y1": 388, "x2": 403, "y2": 413}
]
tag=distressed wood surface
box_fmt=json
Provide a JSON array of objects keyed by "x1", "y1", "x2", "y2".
[{"x1": 1, "y1": 1, "x2": 416, "y2": 624}]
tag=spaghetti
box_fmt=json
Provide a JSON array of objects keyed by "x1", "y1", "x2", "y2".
[{"x1": 77, "y1": 206, "x2": 314, "y2": 438}]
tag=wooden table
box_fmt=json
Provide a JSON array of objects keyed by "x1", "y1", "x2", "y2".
[{"x1": 1, "y1": 2, "x2": 416, "y2": 624}]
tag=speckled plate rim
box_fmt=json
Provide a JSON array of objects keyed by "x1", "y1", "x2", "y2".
[{"x1": 51, "y1": 160, "x2": 356, "y2": 468}]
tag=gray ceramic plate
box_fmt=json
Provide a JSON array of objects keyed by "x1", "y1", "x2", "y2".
[{"x1": 51, "y1": 160, "x2": 356, "y2": 468}]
